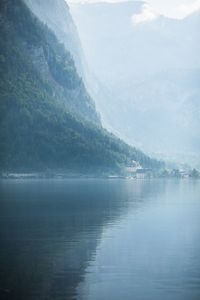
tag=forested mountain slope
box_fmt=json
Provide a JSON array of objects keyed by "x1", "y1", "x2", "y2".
[{"x1": 0, "y1": 0, "x2": 163, "y2": 173}]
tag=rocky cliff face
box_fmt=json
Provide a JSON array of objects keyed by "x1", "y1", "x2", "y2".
[
  {"x1": 24, "y1": 0, "x2": 98, "y2": 119},
  {"x1": 23, "y1": 0, "x2": 101, "y2": 126},
  {"x1": 24, "y1": 0, "x2": 86, "y2": 79}
]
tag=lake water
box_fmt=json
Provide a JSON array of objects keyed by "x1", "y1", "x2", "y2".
[{"x1": 0, "y1": 179, "x2": 200, "y2": 300}]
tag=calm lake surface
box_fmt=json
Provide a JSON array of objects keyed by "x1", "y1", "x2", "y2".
[{"x1": 0, "y1": 179, "x2": 200, "y2": 300}]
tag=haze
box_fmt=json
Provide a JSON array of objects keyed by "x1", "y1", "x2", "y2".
[
  {"x1": 70, "y1": 0, "x2": 200, "y2": 167},
  {"x1": 69, "y1": 0, "x2": 200, "y2": 19}
]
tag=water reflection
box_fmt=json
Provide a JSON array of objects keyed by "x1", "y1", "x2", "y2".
[{"x1": 0, "y1": 179, "x2": 199, "y2": 300}]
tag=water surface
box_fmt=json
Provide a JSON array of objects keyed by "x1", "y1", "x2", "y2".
[{"x1": 0, "y1": 179, "x2": 199, "y2": 300}]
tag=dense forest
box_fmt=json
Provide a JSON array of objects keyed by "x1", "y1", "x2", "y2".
[{"x1": 0, "y1": 0, "x2": 163, "y2": 173}]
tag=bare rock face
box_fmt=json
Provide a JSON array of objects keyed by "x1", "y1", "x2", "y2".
[
  {"x1": 24, "y1": 0, "x2": 86, "y2": 79},
  {"x1": 23, "y1": 0, "x2": 100, "y2": 125}
]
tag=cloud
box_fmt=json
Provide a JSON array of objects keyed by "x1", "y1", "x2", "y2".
[
  {"x1": 132, "y1": 4, "x2": 159, "y2": 25},
  {"x1": 176, "y1": 0, "x2": 200, "y2": 19}
]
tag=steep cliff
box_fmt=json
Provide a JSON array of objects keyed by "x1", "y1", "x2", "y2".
[{"x1": 24, "y1": 0, "x2": 86, "y2": 79}]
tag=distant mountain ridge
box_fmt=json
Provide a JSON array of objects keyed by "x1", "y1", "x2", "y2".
[{"x1": 70, "y1": 1, "x2": 200, "y2": 166}]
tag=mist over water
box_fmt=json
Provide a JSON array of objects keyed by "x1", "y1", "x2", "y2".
[{"x1": 0, "y1": 179, "x2": 200, "y2": 300}]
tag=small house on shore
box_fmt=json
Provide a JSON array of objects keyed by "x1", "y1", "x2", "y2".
[
  {"x1": 125, "y1": 161, "x2": 153, "y2": 178},
  {"x1": 136, "y1": 168, "x2": 152, "y2": 179}
]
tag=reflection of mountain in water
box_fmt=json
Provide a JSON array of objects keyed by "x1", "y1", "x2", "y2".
[{"x1": 0, "y1": 179, "x2": 165, "y2": 299}]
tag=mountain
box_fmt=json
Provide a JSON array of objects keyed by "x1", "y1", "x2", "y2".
[
  {"x1": 70, "y1": 1, "x2": 200, "y2": 85},
  {"x1": 23, "y1": 0, "x2": 104, "y2": 124},
  {"x1": 70, "y1": 1, "x2": 200, "y2": 166},
  {"x1": 0, "y1": 0, "x2": 162, "y2": 173},
  {"x1": 24, "y1": 0, "x2": 86, "y2": 80}
]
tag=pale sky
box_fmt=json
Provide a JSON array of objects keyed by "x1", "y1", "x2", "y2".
[{"x1": 69, "y1": 0, "x2": 200, "y2": 20}]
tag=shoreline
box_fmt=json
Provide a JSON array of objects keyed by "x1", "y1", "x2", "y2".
[{"x1": 0, "y1": 173, "x2": 199, "y2": 180}]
